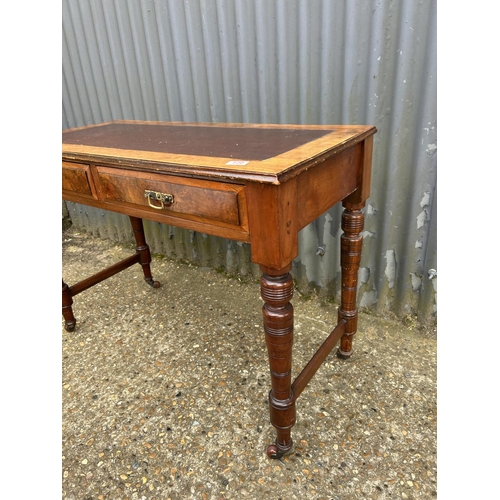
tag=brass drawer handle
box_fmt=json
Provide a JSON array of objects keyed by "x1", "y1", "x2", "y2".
[{"x1": 145, "y1": 190, "x2": 174, "y2": 210}]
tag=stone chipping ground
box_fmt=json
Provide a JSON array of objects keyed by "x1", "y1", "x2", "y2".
[{"x1": 62, "y1": 228, "x2": 437, "y2": 500}]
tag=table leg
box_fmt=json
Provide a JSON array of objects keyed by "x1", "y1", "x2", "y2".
[
  {"x1": 260, "y1": 264, "x2": 296, "y2": 459},
  {"x1": 337, "y1": 203, "x2": 365, "y2": 359},
  {"x1": 62, "y1": 279, "x2": 76, "y2": 332},
  {"x1": 130, "y1": 216, "x2": 160, "y2": 289}
]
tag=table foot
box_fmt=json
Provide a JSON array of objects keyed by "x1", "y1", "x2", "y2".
[
  {"x1": 266, "y1": 439, "x2": 293, "y2": 460},
  {"x1": 63, "y1": 318, "x2": 76, "y2": 332},
  {"x1": 130, "y1": 216, "x2": 160, "y2": 289},
  {"x1": 145, "y1": 277, "x2": 161, "y2": 288},
  {"x1": 266, "y1": 445, "x2": 283, "y2": 459},
  {"x1": 336, "y1": 347, "x2": 352, "y2": 360},
  {"x1": 62, "y1": 280, "x2": 77, "y2": 331}
]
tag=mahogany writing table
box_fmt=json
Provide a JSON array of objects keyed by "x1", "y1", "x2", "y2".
[{"x1": 62, "y1": 121, "x2": 376, "y2": 459}]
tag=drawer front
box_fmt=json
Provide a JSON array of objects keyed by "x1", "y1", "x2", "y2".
[
  {"x1": 62, "y1": 161, "x2": 94, "y2": 197},
  {"x1": 96, "y1": 167, "x2": 243, "y2": 226}
]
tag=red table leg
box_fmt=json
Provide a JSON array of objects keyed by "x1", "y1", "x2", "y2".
[
  {"x1": 337, "y1": 202, "x2": 365, "y2": 359},
  {"x1": 130, "y1": 216, "x2": 160, "y2": 289},
  {"x1": 260, "y1": 264, "x2": 296, "y2": 459},
  {"x1": 62, "y1": 279, "x2": 76, "y2": 332}
]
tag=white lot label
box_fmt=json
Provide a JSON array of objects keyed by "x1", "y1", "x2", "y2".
[{"x1": 225, "y1": 160, "x2": 249, "y2": 165}]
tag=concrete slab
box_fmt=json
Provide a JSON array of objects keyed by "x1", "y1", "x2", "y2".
[{"x1": 62, "y1": 227, "x2": 437, "y2": 499}]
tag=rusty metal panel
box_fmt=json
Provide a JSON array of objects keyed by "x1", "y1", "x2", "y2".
[{"x1": 62, "y1": 0, "x2": 437, "y2": 324}]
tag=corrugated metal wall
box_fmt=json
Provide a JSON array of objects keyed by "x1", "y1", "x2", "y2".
[{"x1": 62, "y1": 0, "x2": 437, "y2": 325}]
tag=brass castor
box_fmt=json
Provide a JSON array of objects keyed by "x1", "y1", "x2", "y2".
[
  {"x1": 145, "y1": 278, "x2": 161, "y2": 289},
  {"x1": 336, "y1": 348, "x2": 352, "y2": 360},
  {"x1": 64, "y1": 320, "x2": 76, "y2": 332},
  {"x1": 266, "y1": 444, "x2": 283, "y2": 460}
]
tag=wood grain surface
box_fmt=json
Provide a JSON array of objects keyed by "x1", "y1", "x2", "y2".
[{"x1": 63, "y1": 121, "x2": 376, "y2": 184}]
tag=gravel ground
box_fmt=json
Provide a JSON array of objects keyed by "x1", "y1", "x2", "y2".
[{"x1": 62, "y1": 227, "x2": 437, "y2": 499}]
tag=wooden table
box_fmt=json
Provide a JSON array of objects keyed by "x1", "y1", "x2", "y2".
[{"x1": 62, "y1": 120, "x2": 376, "y2": 459}]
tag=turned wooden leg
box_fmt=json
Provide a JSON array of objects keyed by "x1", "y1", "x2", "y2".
[
  {"x1": 260, "y1": 264, "x2": 296, "y2": 459},
  {"x1": 337, "y1": 203, "x2": 365, "y2": 359},
  {"x1": 62, "y1": 279, "x2": 76, "y2": 331},
  {"x1": 130, "y1": 216, "x2": 160, "y2": 288}
]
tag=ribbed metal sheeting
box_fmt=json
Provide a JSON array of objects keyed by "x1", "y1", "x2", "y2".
[{"x1": 63, "y1": 0, "x2": 437, "y2": 325}]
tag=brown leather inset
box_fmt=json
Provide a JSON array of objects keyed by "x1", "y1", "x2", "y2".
[{"x1": 62, "y1": 123, "x2": 332, "y2": 161}]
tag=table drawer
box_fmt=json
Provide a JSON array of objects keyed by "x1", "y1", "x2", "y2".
[
  {"x1": 62, "y1": 161, "x2": 94, "y2": 198},
  {"x1": 96, "y1": 166, "x2": 244, "y2": 226}
]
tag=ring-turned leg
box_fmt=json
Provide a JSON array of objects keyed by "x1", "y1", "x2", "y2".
[
  {"x1": 129, "y1": 216, "x2": 160, "y2": 289},
  {"x1": 337, "y1": 203, "x2": 365, "y2": 359},
  {"x1": 62, "y1": 279, "x2": 76, "y2": 332},
  {"x1": 260, "y1": 264, "x2": 296, "y2": 459}
]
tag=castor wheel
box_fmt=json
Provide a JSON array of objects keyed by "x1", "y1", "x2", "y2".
[
  {"x1": 145, "y1": 278, "x2": 161, "y2": 289},
  {"x1": 336, "y1": 348, "x2": 352, "y2": 360},
  {"x1": 266, "y1": 444, "x2": 283, "y2": 460},
  {"x1": 64, "y1": 320, "x2": 76, "y2": 332}
]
